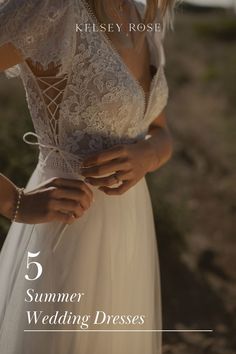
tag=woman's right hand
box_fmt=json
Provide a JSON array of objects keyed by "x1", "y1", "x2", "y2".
[{"x1": 13, "y1": 177, "x2": 94, "y2": 225}]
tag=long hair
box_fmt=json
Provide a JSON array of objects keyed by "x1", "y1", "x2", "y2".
[{"x1": 92, "y1": 0, "x2": 176, "y2": 28}]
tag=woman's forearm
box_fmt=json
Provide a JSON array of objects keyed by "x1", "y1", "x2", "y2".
[
  {"x1": 0, "y1": 174, "x2": 18, "y2": 220},
  {"x1": 142, "y1": 124, "x2": 173, "y2": 173}
]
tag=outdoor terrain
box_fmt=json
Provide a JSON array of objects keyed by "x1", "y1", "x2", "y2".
[{"x1": 0, "y1": 5, "x2": 235, "y2": 354}]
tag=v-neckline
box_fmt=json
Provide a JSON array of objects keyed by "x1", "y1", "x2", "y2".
[{"x1": 81, "y1": 0, "x2": 160, "y2": 118}]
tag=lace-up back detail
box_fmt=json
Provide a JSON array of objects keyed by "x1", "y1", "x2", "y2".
[
  {"x1": 36, "y1": 75, "x2": 68, "y2": 143},
  {"x1": 17, "y1": 0, "x2": 169, "y2": 176}
]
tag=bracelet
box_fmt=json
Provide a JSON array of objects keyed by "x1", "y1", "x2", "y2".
[{"x1": 11, "y1": 187, "x2": 24, "y2": 223}]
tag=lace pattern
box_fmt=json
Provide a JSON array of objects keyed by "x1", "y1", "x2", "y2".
[
  {"x1": 0, "y1": 0, "x2": 76, "y2": 78},
  {"x1": 5, "y1": 0, "x2": 169, "y2": 176}
]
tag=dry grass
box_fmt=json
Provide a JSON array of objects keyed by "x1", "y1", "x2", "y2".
[{"x1": 148, "y1": 7, "x2": 236, "y2": 353}]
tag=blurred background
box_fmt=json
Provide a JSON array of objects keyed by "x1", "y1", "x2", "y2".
[{"x1": 0, "y1": 1, "x2": 235, "y2": 353}]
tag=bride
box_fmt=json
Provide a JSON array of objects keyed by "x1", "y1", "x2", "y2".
[{"x1": 0, "y1": 0, "x2": 174, "y2": 353}]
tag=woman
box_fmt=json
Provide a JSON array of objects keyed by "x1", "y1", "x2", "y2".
[{"x1": 0, "y1": 0, "x2": 174, "y2": 353}]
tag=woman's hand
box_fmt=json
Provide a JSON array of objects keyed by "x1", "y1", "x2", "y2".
[
  {"x1": 80, "y1": 140, "x2": 155, "y2": 196},
  {"x1": 11, "y1": 177, "x2": 94, "y2": 224},
  {"x1": 80, "y1": 111, "x2": 173, "y2": 196}
]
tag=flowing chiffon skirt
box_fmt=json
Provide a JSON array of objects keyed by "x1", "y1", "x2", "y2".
[{"x1": 0, "y1": 163, "x2": 162, "y2": 354}]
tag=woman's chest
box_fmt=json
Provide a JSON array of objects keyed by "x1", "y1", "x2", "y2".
[{"x1": 20, "y1": 0, "x2": 169, "y2": 144}]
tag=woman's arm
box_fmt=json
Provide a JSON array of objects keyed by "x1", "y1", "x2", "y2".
[
  {"x1": 0, "y1": 45, "x2": 95, "y2": 224},
  {"x1": 0, "y1": 173, "x2": 94, "y2": 224},
  {"x1": 0, "y1": 43, "x2": 23, "y2": 72},
  {"x1": 0, "y1": 174, "x2": 18, "y2": 219},
  {"x1": 80, "y1": 110, "x2": 173, "y2": 195},
  {"x1": 142, "y1": 110, "x2": 173, "y2": 172}
]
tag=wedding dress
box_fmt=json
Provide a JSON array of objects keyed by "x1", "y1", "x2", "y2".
[{"x1": 0, "y1": 0, "x2": 169, "y2": 353}]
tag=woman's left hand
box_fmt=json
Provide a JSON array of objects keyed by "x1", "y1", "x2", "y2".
[{"x1": 81, "y1": 140, "x2": 156, "y2": 196}]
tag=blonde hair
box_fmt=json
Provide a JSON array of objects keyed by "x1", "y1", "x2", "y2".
[{"x1": 92, "y1": 0, "x2": 176, "y2": 29}]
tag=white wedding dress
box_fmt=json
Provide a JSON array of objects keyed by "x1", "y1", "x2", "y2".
[{"x1": 0, "y1": 0, "x2": 169, "y2": 353}]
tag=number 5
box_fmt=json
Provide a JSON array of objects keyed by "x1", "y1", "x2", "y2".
[{"x1": 25, "y1": 251, "x2": 43, "y2": 281}]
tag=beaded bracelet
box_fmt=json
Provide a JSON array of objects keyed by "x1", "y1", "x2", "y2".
[{"x1": 11, "y1": 187, "x2": 24, "y2": 223}]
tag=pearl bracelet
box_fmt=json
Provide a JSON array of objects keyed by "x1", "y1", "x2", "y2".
[{"x1": 11, "y1": 187, "x2": 24, "y2": 223}]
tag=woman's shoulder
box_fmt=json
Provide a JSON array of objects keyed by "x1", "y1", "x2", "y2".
[
  {"x1": 0, "y1": 0, "x2": 73, "y2": 29},
  {"x1": 0, "y1": 0, "x2": 75, "y2": 78}
]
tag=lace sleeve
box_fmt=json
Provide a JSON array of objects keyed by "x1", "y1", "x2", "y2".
[{"x1": 0, "y1": 0, "x2": 76, "y2": 78}]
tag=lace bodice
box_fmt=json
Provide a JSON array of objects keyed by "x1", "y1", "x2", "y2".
[{"x1": 1, "y1": 0, "x2": 169, "y2": 177}]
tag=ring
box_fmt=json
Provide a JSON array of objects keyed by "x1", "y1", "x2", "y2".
[
  {"x1": 114, "y1": 173, "x2": 120, "y2": 183},
  {"x1": 67, "y1": 211, "x2": 76, "y2": 218}
]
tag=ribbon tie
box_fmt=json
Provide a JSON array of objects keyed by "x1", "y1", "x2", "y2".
[
  {"x1": 23, "y1": 131, "x2": 85, "y2": 252},
  {"x1": 23, "y1": 131, "x2": 84, "y2": 178}
]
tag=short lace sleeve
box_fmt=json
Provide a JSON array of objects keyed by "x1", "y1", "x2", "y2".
[{"x1": 0, "y1": 0, "x2": 76, "y2": 78}]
